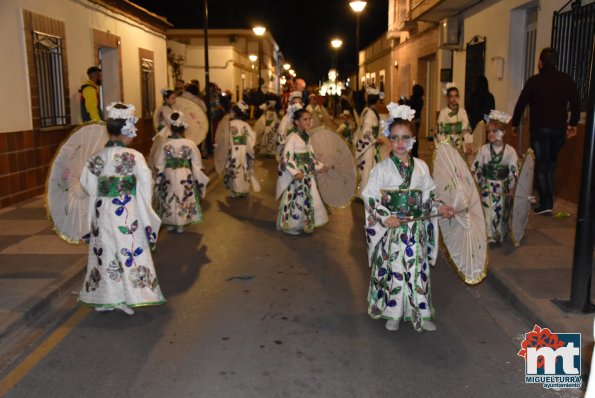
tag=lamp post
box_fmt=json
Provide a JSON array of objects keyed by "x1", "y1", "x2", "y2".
[
  {"x1": 330, "y1": 38, "x2": 343, "y2": 68},
  {"x1": 253, "y1": 26, "x2": 266, "y2": 92},
  {"x1": 248, "y1": 55, "x2": 257, "y2": 88},
  {"x1": 203, "y1": 0, "x2": 213, "y2": 154},
  {"x1": 349, "y1": 1, "x2": 366, "y2": 96}
]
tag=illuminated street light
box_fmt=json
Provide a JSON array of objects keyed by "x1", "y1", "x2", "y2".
[
  {"x1": 349, "y1": 1, "x2": 367, "y2": 96},
  {"x1": 252, "y1": 26, "x2": 266, "y2": 36},
  {"x1": 289, "y1": 69, "x2": 295, "y2": 75},
  {"x1": 331, "y1": 38, "x2": 343, "y2": 49},
  {"x1": 349, "y1": 1, "x2": 367, "y2": 12},
  {"x1": 283, "y1": 63, "x2": 291, "y2": 71},
  {"x1": 248, "y1": 54, "x2": 258, "y2": 62}
]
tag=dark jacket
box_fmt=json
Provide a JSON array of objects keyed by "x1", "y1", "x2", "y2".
[{"x1": 511, "y1": 66, "x2": 580, "y2": 130}]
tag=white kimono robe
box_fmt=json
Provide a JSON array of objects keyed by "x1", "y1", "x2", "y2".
[
  {"x1": 362, "y1": 157, "x2": 440, "y2": 331},
  {"x1": 472, "y1": 143, "x2": 519, "y2": 243},
  {"x1": 276, "y1": 130, "x2": 329, "y2": 234},
  {"x1": 354, "y1": 107, "x2": 381, "y2": 197},
  {"x1": 79, "y1": 143, "x2": 165, "y2": 308},
  {"x1": 275, "y1": 113, "x2": 294, "y2": 161},
  {"x1": 258, "y1": 110, "x2": 280, "y2": 156},
  {"x1": 436, "y1": 106, "x2": 472, "y2": 152},
  {"x1": 155, "y1": 137, "x2": 209, "y2": 227},
  {"x1": 224, "y1": 119, "x2": 259, "y2": 196}
]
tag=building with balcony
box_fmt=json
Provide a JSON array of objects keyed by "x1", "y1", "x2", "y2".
[
  {"x1": 166, "y1": 29, "x2": 283, "y2": 102},
  {"x1": 0, "y1": 0, "x2": 171, "y2": 208}
]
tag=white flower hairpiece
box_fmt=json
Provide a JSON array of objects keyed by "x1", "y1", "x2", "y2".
[
  {"x1": 288, "y1": 103, "x2": 303, "y2": 120},
  {"x1": 237, "y1": 100, "x2": 249, "y2": 114},
  {"x1": 169, "y1": 112, "x2": 189, "y2": 129},
  {"x1": 442, "y1": 82, "x2": 457, "y2": 95},
  {"x1": 381, "y1": 102, "x2": 416, "y2": 137},
  {"x1": 259, "y1": 103, "x2": 268, "y2": 111},
  {"x1": 106, "y1": 102, "x2": 138, "y2": 137},
  {"x1": 366, "y1": 86, "x2": 380, "y2": 96},
  {"x1": 486, "y1": 109, "x2": 512, "y2": 124},
  {"x1": 289, "y1": 91, "x2": 302, "y2": 102}
]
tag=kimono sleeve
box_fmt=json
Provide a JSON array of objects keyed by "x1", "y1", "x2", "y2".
[
  {"x1": 460, "y1": 109, "x2": 472, "y2": 132},
  {"x1": 471, "y1": 147, "x2": 485, "y2": 185},
  {"x1": 134, "y1": 152, "x2": 161, "y2": 249},
  {"x1": 79, "y1": 158, "x2": 100, "y2": 237},
  {"x1": 361, "y1": 109, "x2": 377, "y2": 144},
  {"x1": 281, "y1": 135, "x2": 299, "y2": 176},
  {"x1": 310, "y1": 143, "x2": 325, "y2": 172},
  {"x1": 507, "y1": 145, "x2": 520, "y2": 191},
  {"x1": 246, "y1": 122, "x2": 257, "y2": 158},
  {"x1": 190, "y1": 143, "x2": 209, "y2": 198},
  {"x1": 361, "y1": 164, "x2": 391, "y2": 226}
]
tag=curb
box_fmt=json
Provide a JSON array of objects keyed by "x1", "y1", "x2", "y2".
[{"x1": 0, "y1": 256, "x2": 86, "y2": 341}]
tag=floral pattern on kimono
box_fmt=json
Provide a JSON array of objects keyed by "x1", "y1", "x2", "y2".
[
  {"x1": 472, "y1": 143, "x2": 519, "y2": 243},
  {"x1": 336, "y1": 122, "x2": 354, "y2": 147},
  {"x1": 259, "y1": 110, "x2": 280, "y2": 156},
  {"x1": 362, "y1": 156, "x2": 441, "y2": 332},
  {"x1": 275, "y1": 113, "x2": 295, "y2": 161},
  {"x1": 155, "y1": 137, "x2": 209, "y2": 227},
  {"x1": 276, "y1": 129, "x2": 328, "y2": 234},
  {"x1": 224, "y1": 119, "x2": 258, "y2": 196},
  {"x1": 354, "y1": 107, "x2": 381, "y2": 197},
  {"x1": 79, "y1": 141, "x2": 165, "y2": 308},
  {"x1": 436, "y1": 106, "x2": 472, "y2": 153}
]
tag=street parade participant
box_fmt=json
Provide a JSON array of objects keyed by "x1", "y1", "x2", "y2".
[
  {"x1": 336, "y1": 109, "x2": 355, "y2": 146},
  {"x1": 149, "y1": 89, "x2": 179, "y2": 168},
  {"x1": 276, "y1": 91, "x2": 303, "y2": 160},
  {"x1": 354, "y1": 86, "x2": 384, "y2": 197},
  {"x1": 362, "y1": 103, "x2": 456, "y2": 332},
  {"x1": 276, "y1": 108, "x2": 329, "y2": 235},
  {"x1": 257, "y1": 100, "x2": 280, "y2": 157},
  {"x1": 224, "y1": 100, "x2": 259, "y2": 198},
  {"x1": 436, "y1": 83, "x2": 472, "y2": 156},
  {"x1": 79, "y1": 102, "x2": 166, "y2": 315},
  {"x1": 472, "y1": 110, "x2": 519, "y2": 243},
  {"x1": 306, "y1": 93, "x2": 324, "y2": 128},
  {"x1": 154, "y1": 111, "x2": 209, "y2": 233}
]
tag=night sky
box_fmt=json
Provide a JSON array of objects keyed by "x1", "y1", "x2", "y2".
[{"x1": 130, "y1": 0, "x2": 388, "y2": 85}]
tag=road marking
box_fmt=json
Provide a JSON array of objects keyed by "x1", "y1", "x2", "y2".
[{"x1": 0, "y1": 306, "x2": 90, "y2": 396}]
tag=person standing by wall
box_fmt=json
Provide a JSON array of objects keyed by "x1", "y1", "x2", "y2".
[
  {"x1": 467, "y1": 75, "x2": 495, "y2": 130},
  {"x1": 510, "y1": 47, "x2": 580, "y2": 215},
  {"x1": 408, "y1": 84, "x2": 424, "y2": 158},
  {"x1": 80, "y1": 66, "x2": 103, "y2": 122}
]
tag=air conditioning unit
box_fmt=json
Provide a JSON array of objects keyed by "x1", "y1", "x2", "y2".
[{"x1": 440, "y1": 17, "x2": 461, "y2": 50}]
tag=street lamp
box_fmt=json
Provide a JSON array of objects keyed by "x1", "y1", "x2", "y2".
[
  {"x1": 330, "y1": 38, "x2": 343, "y2": 68},
  {"x1": 349, "y1": 1, "x2": 367, "y2": 97},
  {"x1": 248, "y1": 54, "x2": 258, "y2": 62},
  {"x1": 283, "y1": 63, "x2": 291, "y2": 71},
  {"x1": 253, "y1": 26, "x2": 266, "y2": 92}
]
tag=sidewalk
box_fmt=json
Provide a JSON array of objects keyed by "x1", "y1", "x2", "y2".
[{"x1": 0, "y1": 143, "x2": 593, "y2": 353}]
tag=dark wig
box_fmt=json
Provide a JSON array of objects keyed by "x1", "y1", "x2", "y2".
[
  {"x1": 162, "y1": 89, "x2": 175, "y2": 100},
  {"x1": 446, "y1": 87, "x2": 459, "y2": 96},
  {"x1": 292, "y1": 108, "x2": 311, "y2": 124},
  {"x1": 367, "y1": 94, "x2": 380, "y2": 106},
  {"x1": 170, "y1": 112, "x2": 186, "y2": 135},
  {"x1": 388, "y1": 118, "x2": 414, "y2": 134},
  {"x1": 106, "y1": 103, "x2": 129, "y2": 136},
  {"x1": 231, "y1": 105, "x2": 247, "y2": 121}
]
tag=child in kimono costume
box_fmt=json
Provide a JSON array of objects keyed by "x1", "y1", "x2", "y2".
[
  {"x1": 276, "y1": 91, "x2": 303, "y2": 160},
  {"x1": 276, "y1": 108, "x2": 329, "y2": 235},
  {"x1": 472, "y1": 110, "x2": 519, "y2": 243},
  {"x1": 363, "y1": 103, "x2": 456, "y2": 332},
  {"x1": 224, "y1": 101, "x2": 259, "y2": 198},
  {"x1": 79, "y1": 103, "x2": 165, "y2": 315},
  {"x1": 154, "y1": 111, "x2": 209, "y2": 233},
  {"x1": 336, "y1": 109, "x2": 355, "y2": 147},
  {"x1": 436, "y1": 84, "x2": 472, "y2": 156},
  {"x1": 258, "y1": 100, "x2": 280, "y2": 157},
  {"x1": 354, "y1": 86, "x2": 385, "y2": 197},
  {"x1": 149, "y1": 89, "x2": 179, "y2": 168}
]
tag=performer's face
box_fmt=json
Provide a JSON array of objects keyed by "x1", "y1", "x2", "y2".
[
  {"x1": 486, "y1": 121, "x2": 505, "y2": 144},
  {"x1": 447, "y1": 90, "x2": 459, "y2": 107},
  {"x1": 165, "y1": 94, "x2": 177, "y2": 106},
  {"x1": 295, "y1": 112, "x2": 312, "y2": 131},
  {"x1": 388, "y1": 124, "x2": 413, "y2": 155}
]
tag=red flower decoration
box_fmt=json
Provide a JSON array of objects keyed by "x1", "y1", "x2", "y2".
[{"x1": 517, "y1": 325, "x2": 565, "y2": 369}]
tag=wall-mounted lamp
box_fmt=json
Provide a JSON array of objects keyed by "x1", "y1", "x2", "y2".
[
  {"x1": 394, "y1": 61, "x2": 399, "y2": 69},
  {"x1": 491, "y1": 56, "x2": 505, "y2": 80}
]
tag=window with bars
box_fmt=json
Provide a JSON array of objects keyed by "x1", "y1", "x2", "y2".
[
  {"x1": 33, "y1": 31, "x2": 67, "y2": 127},
  {"x1": 140, "y1": 58, "x2": 155, "y2": 119}
]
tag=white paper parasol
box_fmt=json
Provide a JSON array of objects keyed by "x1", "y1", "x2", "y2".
[
  {"x1": 175, "y1": 96, "x2": 208, "y2": 145},
  {"x1": 471, "y1": 120, "x2": 487, "y2": 157},
  {"x1": 433, "y1": 142, "x2": 488, "y2": 285},
  {"x1": 511, "y1": 149, "x2": 535, "y2": 247},
  {"x1": 309, "y1": 127, "x2": 357, "y2": 208},
  {"x1": 46, "y1": 123, "x2": 109, "y2": 244},
  {"x1": 214, "y1": 114, "x2": 231, "y2": 175}
]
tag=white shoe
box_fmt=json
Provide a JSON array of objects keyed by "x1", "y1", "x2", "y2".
[
  {"x1": 284, "y1": 229, "x2": 301, "y2": 236},
  {"x1": 176, "y1": 226, "x2": 184, "y2": 233},
  {"x1": 422, "y1": 320, "x2": 436, "y2": 331},
  {"x1": 95, "y1": 307, "x2": 114, "y2": 313},
  {"x1": 116, "y1": 304, "x2": 134, "y2": 315},
  {"x1": 385, "y1": 319, "x2": 400, "y2": 331}
]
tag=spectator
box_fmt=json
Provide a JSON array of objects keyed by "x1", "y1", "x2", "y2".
[
  {"x1": 174, "y1": 78, "x2": 185, "y2": 96},
  {"x1": 409, "y1": 84, "x2": 424, "y2": 158},
  {"x1": 467, "y1": 75, "x2": 495, "y2": 130},
  {"x1": 79, "y1": 66, "x2": 103, "y2": 122},
  {"x1": 511, "y1": 47, "x2": 580, "y2": 215}
]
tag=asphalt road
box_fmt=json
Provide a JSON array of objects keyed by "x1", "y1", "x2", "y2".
[{"x1": 4, "y1": 158, "x2": 577, "y2": 398}]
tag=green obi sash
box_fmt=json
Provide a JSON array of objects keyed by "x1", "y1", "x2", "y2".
[
  {"x1": 442, "y1": 121, "x2": 463, "y2": 134},
  {"x1": 380, "y1": 189, "x2": 423, "y2": 218},
  {"x1": 482, "y1": 164, "x2": 510, "y2": 180},
  {"x1": 98, "y1": 175, "x2": 136, "y2": 197},
  {"x1": 165, "y1": 158, "x2": 191, "y2": 169},
  {"x1": 232, "y1": 135, "x2": 247, "y2": 145},
  {"x1": 294, "y1": 152, "x2": 312, "y2": 167}
]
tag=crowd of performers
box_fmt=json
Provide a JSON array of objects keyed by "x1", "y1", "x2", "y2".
[{"x1": 71, "y1": 81, "x2": 523, "y2": 334}]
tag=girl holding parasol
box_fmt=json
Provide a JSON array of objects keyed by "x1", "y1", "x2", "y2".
[
  {"x1": 471, "y1": 110, "x2": 519, "y2": 243},
  {"x1": 79, "y1": 103, "x2": 166, "y2": 315},
  {"x1": 276, "y1": 108, "x2": 329, "y2": 235},
  {"x1": 362, "y1": 103, "x2": 455, "y2": 332}
]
